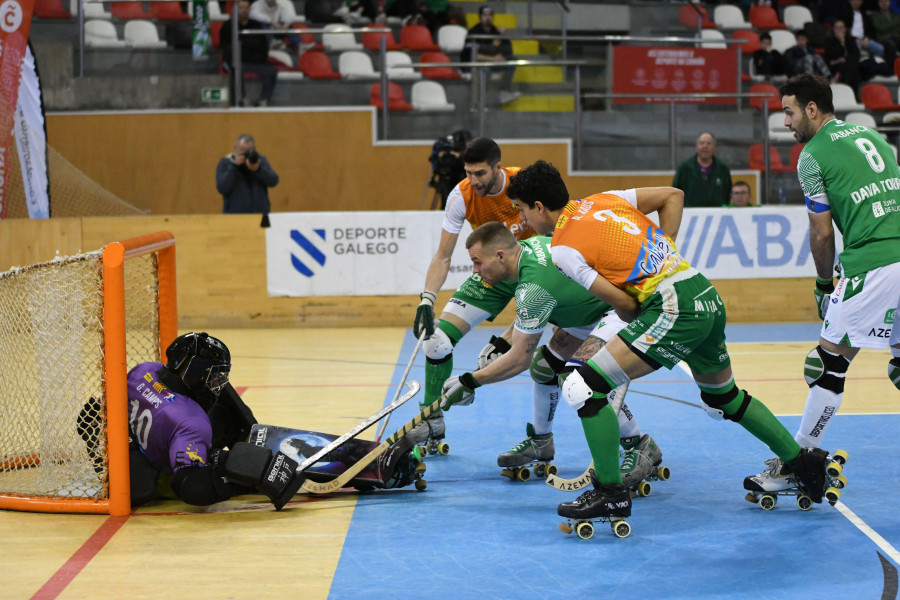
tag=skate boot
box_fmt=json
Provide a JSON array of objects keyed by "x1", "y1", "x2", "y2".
[
  {"x1": 557, "y1": 482, "x2": 633, "y2": 539},
  {"x1": 620, "y1": 434, "x2": 670, "y2": 497},
  {"x1": 498, "y1": 423, "x2": 556, "y2": 481},
  {"x1": 406, "y1": 408, "x2": 448, "y2": 456},
  {"x1": 744, "y1": 448, "x2": 849, "y2": 511},
  {"x1": 374, "y1": 434, "x2": 427, "y2": 491}
]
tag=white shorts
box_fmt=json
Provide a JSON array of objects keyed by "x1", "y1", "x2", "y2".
[
  {"x1": 821, "y1": 261, "x2": 900, "y2": 350},
  {"x1": 547, "y1": 310, "x2": 628, "y2": 343}
]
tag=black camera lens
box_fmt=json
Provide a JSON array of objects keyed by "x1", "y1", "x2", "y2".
[{"x1": 245, "y1": 149, "x2": 259, "y2": 163}]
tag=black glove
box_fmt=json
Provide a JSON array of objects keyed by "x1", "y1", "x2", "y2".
[{"x1": 414, "y1": 291, "x2": 437, "y2": 338}]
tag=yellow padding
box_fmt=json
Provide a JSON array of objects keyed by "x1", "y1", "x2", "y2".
[
  {"x1": 512, "y1": 65, "x2": 564, "y2": 83},
  {"x1": 502, "y1": 95, "x2": 574, "y2": 112},
  {"x1": 465, "y1": 13, "x2": 517, "y2": 29},
  {"x1": 511, "y1": 39, "x2": 539, "y2": 55}
]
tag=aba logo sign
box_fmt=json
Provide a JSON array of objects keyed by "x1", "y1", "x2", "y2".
[{"x1": 290, "y1": 229, "x2": 327, "y2": 277}]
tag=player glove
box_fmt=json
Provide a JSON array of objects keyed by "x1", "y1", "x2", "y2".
[
  {"x1": 476, "y1": 335, "x2": 512, "y2": 370},
  {"x1": 440, "y1": 372, "x2": 480, "y2": 410},
  {"x1": 814, "y1": 277, "x2": 835, "y2": 320},
  {"x1": 413, "y1": 291, "x2": 437, "y2": 338}
]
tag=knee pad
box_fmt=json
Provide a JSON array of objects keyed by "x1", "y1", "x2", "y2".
[
  {"x1": 804, "y1": 346, "x2": 849, "y2": 393},
  {"x1": 889, "y1": 357, "x2": 900, "y2": 391},
  {"x1": 700, "y1": 385, "x2": 750, "y2": 423},
  {"x1": 562, "y1": 364, "x2": 613, "y2": 417},
  {"x1": 530, "y1": 345, "x2": 566, "y2": 385},
  {"x1": 424, "y1": 328, "x2": 455, "y2": 364}
]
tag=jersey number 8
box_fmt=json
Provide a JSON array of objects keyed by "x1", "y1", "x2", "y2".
[{"x1": 855, "y1": 138, "x2": 886, "y2": 173}]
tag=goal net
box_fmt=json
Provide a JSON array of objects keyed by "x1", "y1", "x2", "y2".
[{"x1": 0, "y1": 232, "x2": 177, "y2": 515}]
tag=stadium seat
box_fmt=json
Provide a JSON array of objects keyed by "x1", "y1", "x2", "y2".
[
  {"x1": 151, "y1": 1, "x2": 190, "y2": 20},
  {"x1": 83, "y1": 1, "x2": 112, "y2": 19},
  {"x1": 35, "y1": 0, "x2": 72, "y2": 19},
  {"x1": 732, "y1": 29, "x2": 762, "y2": 54},
  {"x1": 400, "y1": 24, "x2": 440, "y2": 51},
  {"x1": 369, "y1": 82, "x2": 413, "y2": 111},
  {"x1": 211, "y1": 20, "x2": 224, "y2": 48},
  {"x1": 700, "y1": 30, "x2": 727, "y2": 49},
  {"x1": 110, "y1": 1, "x2": 154, "y2": 20},
  {"x1": 768, "y1": 113, "x2": 797, "y2": 142},
  {"x1": 749, "y1": 6, "x2": 787, "y2": 30},
  {"x1": 269, "y1": 49, "x2": 305, "y2": 81},
  {"x1": 292, "y1": 24, "x2": 324, "y2": 51},
  {"x1": 678, "y1": 4, "x2": 715, "y2": 29},
  {"x1": 85, "y1": 19, "x2": 128, "y2": 47},
  {"x1": 298, "y1": 50, "x2": 341, "y2": 79},
  {"x1": 783, "y1": 5, "x2": 813, "y2": 30},
  {"x1": 206, "y1": 0, "x2": 228, "y2": 21},
  {"x1": 322, "y1": 24, "x2": 363, "y2": 51},
  {"x1": 749, "y1": 143, "x2": 794, "y2": 173},
  {"x1": 769, "y1": 30, "x2": 796, "y2": 54},
  {"x1": 749, "y1": 83, "x2": 781, "y2": 112},
  {"x1": 843, "y1": 111, "x2": 878, "y2": 129},
  {"x1": 831, "y1": 82, "x2": 866, "y2": 111},
  {"x1": 420, "y1": 51, "x2": 461, "y2": 80},
  {"x1": 411, "y1": 80, "x2": 456, "y2": 111},
  {"x1": 338, "y1": 50, "x2": 380, "y2": 79},
  {"x1": 386, "y1": 51, "x2": 422, "y2": 80},
  {"x1": 361, "y1": 24, "x2": 403, "y2": 51},
  {"x1": 437, "y1": 24, "x2": 467, "y2": 54},
  {"x1": 788, "y1": 143, "x2": 805, "y2": 170},
  {"x1": 861, "y1": 83, "x2": 900, "y2": 110},
  {"x1": 124, "y1": 20, "x2": 168, "y2": 48},
  {"x1": 713, "y1": 5, "x2": 750, "y2": 29}
]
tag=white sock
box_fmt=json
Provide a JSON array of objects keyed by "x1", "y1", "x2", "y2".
[
  {"x1": 794, "y1": 386, "x2": 842, "y2": 448},
  {"x1": 617, "y1": 401, "x2": 642, "y2": 439},
  {"x1": 532, "y1": 382, "x2": 558, "y2": 435}
]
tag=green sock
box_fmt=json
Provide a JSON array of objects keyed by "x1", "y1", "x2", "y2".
[
  {"x1": 423, "y1": 320, "x2": 463, "y2": 406},
  {"x1": 580, "y1": 403, "x2": 622, "y2": 485},
  {"x1": 708, "y1": 383, "x2": 801, "y2": 463}
]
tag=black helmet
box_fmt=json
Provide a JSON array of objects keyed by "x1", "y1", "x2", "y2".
[{"x1": 165, "y1": 332, "x2": 231, "y2": 397}]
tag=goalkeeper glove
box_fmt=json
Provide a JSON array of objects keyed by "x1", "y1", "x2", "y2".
[
  {"x1": 814, "y1": 277, "x2": 835, "y2": 320},
  {"x1": 440, "y1": 372, "x2": 480, "y2": 410},
  {"x1": 413, "y1": 291, "x2": 437, "y2": 338}
]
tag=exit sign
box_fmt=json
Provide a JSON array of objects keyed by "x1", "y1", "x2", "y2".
[{"x1": 202, "y1": 87, "x2": 228, "y2": 102}]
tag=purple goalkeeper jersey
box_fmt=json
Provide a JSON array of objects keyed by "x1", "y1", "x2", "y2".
[{"x1": 126, "y1": 362, "x2": 213, "y2": 474}]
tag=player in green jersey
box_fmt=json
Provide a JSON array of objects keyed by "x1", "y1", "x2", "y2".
[
  {"x1": 439, "y1": 222, "x2": 664, "y2": 487},
  {"x1": 745, "y1": 73, "x2": 900, "y2": 494}
]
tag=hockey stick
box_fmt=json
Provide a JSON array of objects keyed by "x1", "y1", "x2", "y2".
[
  {"x1": 290, "y1": 380, "x2": 420, "y2": 476},
  {"x1": 301, "y1": 395, "x2": 444, "y2": 494},
  {"x1": 545, "y1": 382, "x2": 629, "y2": 492},
  {"x1": 376, "y1": 329, "x2": 427, "y2": 443}
]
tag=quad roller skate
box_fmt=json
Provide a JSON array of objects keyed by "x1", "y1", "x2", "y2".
[
  {"x1": 620, "y1": 434, "x2": 670, "y2": 498},
  {"x1": 744, "y1": 448, "x2": 848, "y2": 511},
  {"x1": 407, "y1": 408, "x2": 449, "y2": 456},
  {"x1": 498, "y1": 423, "x2": 556, "y2": 482},
  {"x1": 558, "y1": 482, "x2": 633, "y2": 539}
]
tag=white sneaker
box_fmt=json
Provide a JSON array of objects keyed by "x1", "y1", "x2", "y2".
[{"x1": 743, "y1": 457, "x2": 795, "y2": 493}]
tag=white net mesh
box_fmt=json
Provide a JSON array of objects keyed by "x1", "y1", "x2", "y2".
[{"x1": 0, "y1": 248, "x2": 162, "y2": 502}]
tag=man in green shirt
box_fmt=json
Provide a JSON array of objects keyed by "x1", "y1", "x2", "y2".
[
  {"x1": 673, "y1": 132, "x2": 733, "y2": 207},
  {"x1": 745, "y1": 73, "x2": 900, "y2": 493},
  {"x1": 439, "y1": 223, "x2": 664, "y2": 488}
]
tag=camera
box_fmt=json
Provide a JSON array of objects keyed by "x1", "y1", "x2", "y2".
[{"x1": 244, "y1": 149, "x2": 259, "y2": 164}]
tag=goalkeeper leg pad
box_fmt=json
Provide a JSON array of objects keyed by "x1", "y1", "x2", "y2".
[{"x1": 223, "y1": 442, "x2": 305, "y2": 511}]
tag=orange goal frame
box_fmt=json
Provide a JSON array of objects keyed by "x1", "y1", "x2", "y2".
[{"x1": 0, "y1": 231, "x2": 178, "y2": 516}]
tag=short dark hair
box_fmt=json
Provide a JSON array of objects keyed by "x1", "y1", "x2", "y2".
[
  {"x1": 759, "y1": 32, "x2": 772, "y2": 42},
  {"x1": 479, "y1": 5, "x2": 493, "y2": 16},
  {"x1": 506, "y1": 160, "x2": 569, "y2": 211},
  {"x1": 465, "y1": 221, "x2": 517, "y2": 250},
  {"x1": 461, "y1": 137, "x2": 501, "y2": 166},
  {"x1": 732, "y1": 180, "x2": 750, "y2": 191},
  {"x1": 780, "y1": 73, "x2": 835, "y2": 114}
]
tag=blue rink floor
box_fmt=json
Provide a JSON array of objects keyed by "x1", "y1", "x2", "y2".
[{"x1": 329, "y1": 325, "x2": 900, "y2": 600}]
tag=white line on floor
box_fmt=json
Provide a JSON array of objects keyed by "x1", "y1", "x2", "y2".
[{"x1": 835, "y1": 501, "x2": 900, "y2": 565}]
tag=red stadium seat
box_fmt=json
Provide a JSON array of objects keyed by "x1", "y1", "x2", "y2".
[
  {"x1": 298, "y1": 51, "x2": 341, "y2": 79},
  {"x1": 861, "y1": 83, "x2": 900, "y2": 111},
  {"x1": 362, "y1": 24, "x2": 403, "y2": 51},
  {"x1": 292, "y1": 24, "x2": 325, "y2": 51},
  {"x1": 110, "y1": 1, "x2": 154, "y2": 19},
  {"x1": 400, "y1": 24, "x2": 440, "y2": 51},
  {"x1": 211, "y1": 20, "x2": 224, "y2": 49},
  {"x1": 678, "y1": 4, "x2": 715, "y2": 29},
  {"x1": 789, "y1": 143, "x2": 805, "y2": 170},
  {"x1": 749, "y1": 143, "x2": 794, "y2": 173},
  {"x1": 34, "y1": 0, "x2": 71, "y2": 19},
  {"x1": 151, "y1": 1, "x2": 190, "y2": 21},
  {"x1": 749, "y1": 6, "x2": 787, "y2": 30},
  {"x1": 419, "y1": 51, "x2": 461, "y2": 80},
  {"x1": 369, "y1": 82, "x2": 413, "y2": 111},
  {"x1": 749, "y1": 83, "x2": 781, "y2": 112},
  {"x1": 733, "y1": 29, "x2": 762, "y2": 54}
]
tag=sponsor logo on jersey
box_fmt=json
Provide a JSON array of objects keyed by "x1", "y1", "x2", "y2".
[
  {"x1": 873, "y1": 201, "x2": 885, "y2": 218},
  {"x1": 868, "y1": 327, "x2": 892, "y2": 338},
  {"x1": 886, "y1": 309, "x2": 896, "y2": 324}
]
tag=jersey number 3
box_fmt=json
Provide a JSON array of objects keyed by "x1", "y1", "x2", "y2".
[{"x1": 593, "y1": 209, "x2": 640, "y2": 234}]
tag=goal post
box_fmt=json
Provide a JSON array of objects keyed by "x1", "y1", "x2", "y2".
[{"x1": 0, "y1": 231, "x2": 178, "y2": 516}]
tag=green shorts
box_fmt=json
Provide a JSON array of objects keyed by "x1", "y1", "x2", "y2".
[
  {"x1": 443, "y1": 273, "x2": 518, "y2": 324},
  {"x1": 617, "y1": 267, "x2": 731, "y2": 375}
]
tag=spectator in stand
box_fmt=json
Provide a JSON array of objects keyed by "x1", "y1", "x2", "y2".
[
  {"x1": 384, "y1": 0, "x2": 420, "y2": 24},
  {"x1": 871, "y1": 0, "x2": 900, "y2": 53},
  {"x1": 841, "y1": 0, "x2": 896, "y2": 63},
  {"x1": 785, "y1": 31, "x2": 834, "y2": 78},
  {"x1": 220, "y1": 0, "x2": 278, "y2": 107},
  {"x1": 249, "y1": 0, "x2": 301, "y2": 50},
  {"x1": 304, "y1": 0, "x2": 345, "y2": 24},
  {"x1": 673, "y1": 132, "x2": 733, "y2": 208},
  {"x1": 753, "y1": 32, "x2": 788, "y2": 80},
  {"x1": 729, "y1": 181, "x2": 753, "y2": 207},
  {"x1": 461, "y1": 5, "x2": 519, "y2": 104},
  {"x1": 343, "y1": 0, "x2": 379, "y2": 24},
  {"x1": 422, "y1": 0, "x2": 465, "y2": 37},
  {"x1": 825, "y1": 20, "x2": 864, "y2": 96},
  {"x1": 217, "y1": 134, "x2": 279, "y2": 214}
]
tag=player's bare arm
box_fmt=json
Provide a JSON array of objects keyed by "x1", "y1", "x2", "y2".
[
  {"x1": 588, "y1": 274, "x2": 640, "y2": 322},
  {"x1": 635, "y1": 187, "x2": 684, "y2": 241},
  {"x1": 424, "y1": 229, "x2": 461, "y2": 294},
  {"x1": 808, "y1": 210, "x2": 836, "y2": 279},
  {"x1": 473, "y1": 328, "x2": 541, "y2": 385}
]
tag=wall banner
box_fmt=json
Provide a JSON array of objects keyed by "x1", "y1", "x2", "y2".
[{"x1": 612, "y1": 46, "x2": 738, "y2": 104}]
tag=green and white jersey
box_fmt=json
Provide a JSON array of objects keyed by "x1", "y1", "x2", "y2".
[
  {"x1": 798, "y1": 118, "x2": 900, "y2": 277},
  {"x1": 513, "y1": 236, "x2": 611, "y2": 334}
]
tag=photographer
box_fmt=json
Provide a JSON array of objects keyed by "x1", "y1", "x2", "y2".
[
  {"x1": 217, "y1": 134, "x2": 279, "y2": 215},
  {"x1": 428, "y1": 129, "x2": 471, "y2": 209}
]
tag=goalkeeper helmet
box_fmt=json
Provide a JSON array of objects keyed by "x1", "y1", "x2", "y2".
[{"x1": 165, "y1": 332, "x2": 231, "y2": 398}]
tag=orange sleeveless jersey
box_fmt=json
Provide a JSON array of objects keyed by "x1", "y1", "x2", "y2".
[
  {"x1": 458, "y1": 167, "x2": 537, "y2": 241},
  {"x1": 552, "y1": 193, "x2": 690, "y2": 302}
]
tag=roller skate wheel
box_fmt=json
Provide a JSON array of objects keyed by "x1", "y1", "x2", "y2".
[
  {"x1": 414, "y1": 461, "x2": 427, "y2": 476},
  {"x1": 636, "y1": 481, "x2": 652, "y2": 497},
  {"x1": 426, "y1": 441, "x2": 438, "y2": 455},
  {"x1": 534, "y1": 463, "x2": 546, "y2": 478},
  {"x1": 657, "y1": 466, "x2": 671, "y2": 481},
  {"x1": 414, "y1": 478, "x2": 427, "y2": 491},
  {"x1": 796, "y1": 495, "x2": 813, "y2": 511},
  {"x1": 558, "y1": 522, "x2": 573, "y2": 535},
  {"x1": 744, "y1": 492, "x2": 760, "y2": 504},
  {"x1": 826, "y1": 461, "x2": 843, "y2": 478},
  {"x1": 834, "y1": 474, "x2": 847, "y2": 489},
  {"x1": 825, "y1": 486, "x2": 841, "y2": 505},
  {"x1": 832, "y1": 449, "x2": 848, "y2": 465},
  {"x1": 500, "y1": 468, "x2": 516, "y2": 481},
  {"x1": 575, "y1": 521, "x2": 594, "y2": 540},
  {"x1": 517, "y1": 467, "x2": 531, "y2": 482},
  {"x1": 546, "y1": 464, "x2": 558, "y2": 476},
  {"x1": 612, "y1": 519, "x2": 631, "y2": 539},
  {"x1": 416, "y1": 446, "x2": 427, "y2": 458},
  {"x1": 760, "y1": 494, "x2": 777, "y2": 510},
  {"x1": 436, "y1": 442, "x2": 450, "y2": 456}
]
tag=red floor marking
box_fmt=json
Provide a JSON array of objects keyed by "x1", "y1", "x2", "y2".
[{"x1": 30, "y1": 515, "x2": 130, "y2": 600}]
